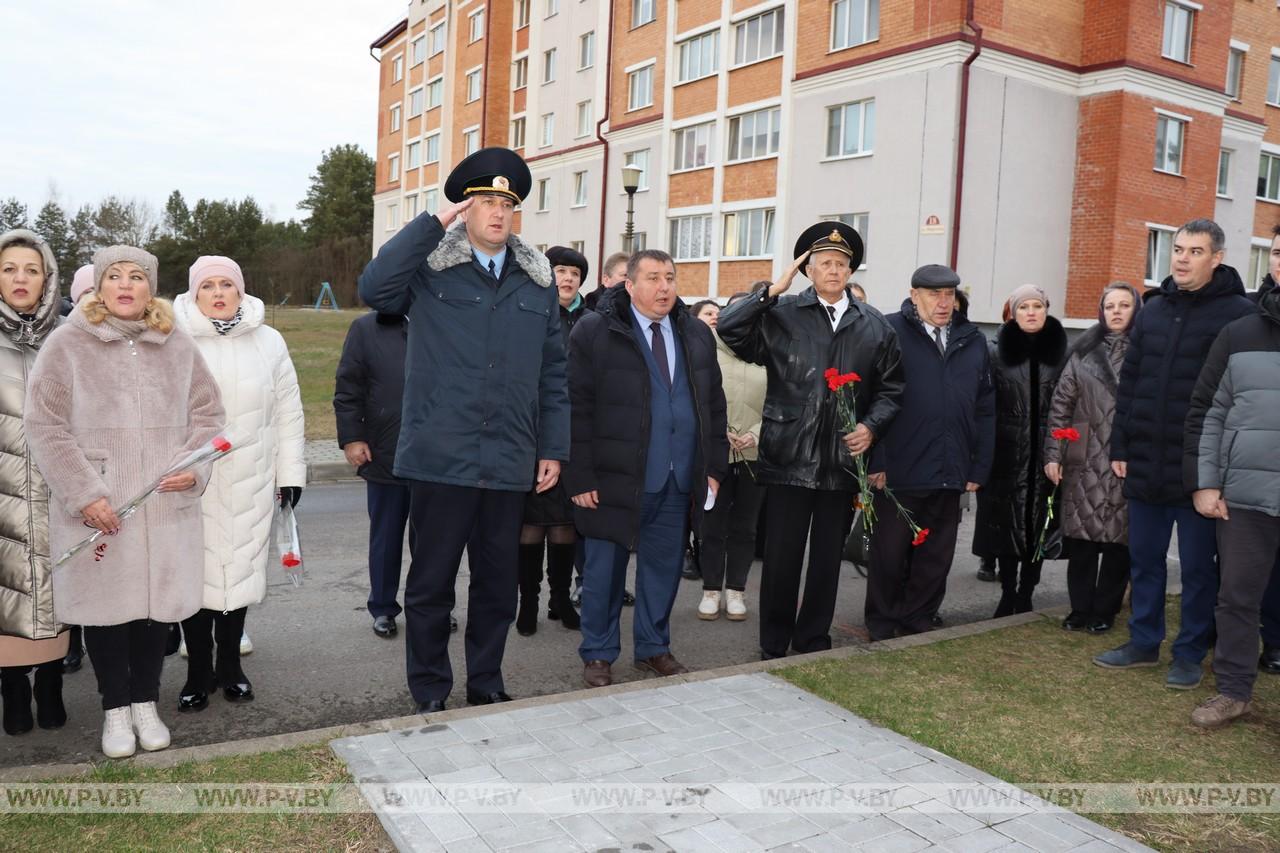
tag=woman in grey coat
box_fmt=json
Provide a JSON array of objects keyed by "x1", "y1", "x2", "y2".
[
  {"x1": 1044, "y1": 282, "x2": 1141, "y2": 633},
  {"x1": 0, "y1": 230, "x2": 67, "y2": 735}
]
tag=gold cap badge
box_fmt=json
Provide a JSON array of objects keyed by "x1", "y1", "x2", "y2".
[
  {"x1": 494, "y1": 176, "x2": 510, "y2": 191},
  {"x1": 829, "y1": 230, "x2": 843, "y2": 243}
]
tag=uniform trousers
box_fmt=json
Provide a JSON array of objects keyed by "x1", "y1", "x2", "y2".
[
  {"x1": 367, "y1": 481, "x2": 414, "y2": 619},
  {"x1": 865, "y1": 490, "x2": 961, "y2": 640}
]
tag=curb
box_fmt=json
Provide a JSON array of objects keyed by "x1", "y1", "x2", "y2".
[
  {"x1": 0, "y1": 611, "x2": 1053, "y2": 781},
  {"x1": 306, "y1": 460, "x2": 358, "y2": 483}
]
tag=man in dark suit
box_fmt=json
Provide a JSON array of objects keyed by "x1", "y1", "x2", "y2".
[{"x1": 563, "y1": 250, "x2": 728, "y2": 688}]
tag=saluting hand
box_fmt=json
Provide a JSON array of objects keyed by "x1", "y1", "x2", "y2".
[
  {"x1": 435, "y1": 197, "x2": 474, "y2": 229},
  {"x1": 768, "y1": 252, "x2": 810, "y2": 298}
]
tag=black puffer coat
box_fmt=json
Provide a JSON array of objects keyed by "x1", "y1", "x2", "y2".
[
  {"x1": 333, "y1": 312, "x2": 408, "y2": 485},
  {"x1": 561, "y1": 290, "x2": 728, "y2": 548},
  {"x1": 1111, "y1": 265, "x2": 1256, "y2": 506},
  {"x1": 973, "y1": 316, "x2": 1068, "y2": 559},
  {"x1": 717, "y1": 286, "x2": 904, "y2": 491}
]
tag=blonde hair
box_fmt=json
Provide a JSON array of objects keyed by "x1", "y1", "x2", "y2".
[{"x1": 80, "y1": 292, "x2": 175, "y2": 334}]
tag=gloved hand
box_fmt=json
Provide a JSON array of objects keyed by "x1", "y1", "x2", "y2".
[{"x1": 278, "y1": 486, "x2": 302, "y2": 509}]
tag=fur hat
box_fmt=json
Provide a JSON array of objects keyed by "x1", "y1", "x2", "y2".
[
  {"x1": 93, "y1": 246, "x2": 158, "y2": 291},
  {"x1": 70, "y1": 264, "x2": 95, "y2": 304},
  {"x1": 188, "y1": 255, "x2": 246, "y2": 297}
]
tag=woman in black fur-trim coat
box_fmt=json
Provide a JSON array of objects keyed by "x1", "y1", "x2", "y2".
[{"x1": 972, "y1": 285, "x2": 1068, "y2": 616}]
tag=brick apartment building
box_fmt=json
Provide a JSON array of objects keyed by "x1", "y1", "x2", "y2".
[{"x1": 369, "y1": 0, "x2": 1280, "y2": 324}]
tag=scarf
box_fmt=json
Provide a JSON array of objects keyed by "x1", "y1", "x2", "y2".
[
  {"x1": 209, "y1": 306, "x2": 244, "y2": 336},
  {"x1": 104, "y1": 315, "x2": 148, "y2": 338}
]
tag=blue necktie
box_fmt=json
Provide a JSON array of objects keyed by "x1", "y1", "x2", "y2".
[
  {"x1": 488, "y1": 258, "x2": 498, "y2": 279},
  {"x1": 649, "y1": 322, "x2": 671, "y2": 389}
]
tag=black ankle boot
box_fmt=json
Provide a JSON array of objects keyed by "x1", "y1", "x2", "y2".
[
  {"x1": 1, "y1": 668, "x2": 34, "y2": 735},
  {"x1": 33, "y1": 662, "x2": 66, "y2": 729},
  {"x1": 63, "y1": 625, "x2": 83, "y2": 673},
  {"x1": 545, "y1": 543, "x2": 580, "y2": 631},
  {"x1": 516, "y1": 542, "x2": 544, "y2": 636}
]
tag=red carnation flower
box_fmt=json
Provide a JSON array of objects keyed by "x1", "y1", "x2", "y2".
[
  {"x1": 213, "y1": 437, "x2": 232, "y2": 452},
  {"x1": 911, "y1": 528, "x2": 930, "y2": 547},
  {"x1": 1051, "y1": 427, "x2": 1080, "y2": 443}
]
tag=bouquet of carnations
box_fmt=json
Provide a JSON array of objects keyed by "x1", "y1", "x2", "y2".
[{"x1": 54, "y1": 435, "x2": 235, "y2": 569}]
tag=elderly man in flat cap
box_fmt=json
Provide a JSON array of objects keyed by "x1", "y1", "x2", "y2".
[
  {"x1": 358, "y1": 147, "x2": 569, "y2": 713},
  {"x1": 718, "y1": 223, "x2": 904, "y2": 660},
  {"x1": 864, "y1": 265, "x2": 995, "y2": 640}
]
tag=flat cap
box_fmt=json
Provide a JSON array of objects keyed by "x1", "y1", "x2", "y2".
[{"x1": 910, "y1": 264, "x2": 960, "y2": 289}]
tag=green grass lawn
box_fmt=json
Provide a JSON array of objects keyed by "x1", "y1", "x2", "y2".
[
  {"x1": 780, "y1": 606, "x2": 1280, "y2": 852},
  {"x1": 0, "y1": 745, "x2": 389, "y2": 852},
  {"x1": 270, "y1": 307, "x2": 365, "y2": 442}
]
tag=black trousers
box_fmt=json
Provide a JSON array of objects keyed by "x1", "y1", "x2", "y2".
[
  {"x1": 181, "y1": 607, "x2": 248, "y2": 690},
  {"x1": 405, "y1": 482, "x2": 523, "y2": 703},
  {"x1": 1065, "y1": 537, "x2": 1129, "y2": 622},
  {"x1": 865, "y1": 490, "x2": 961, "y2": 640},
  {"x1": 700, "y1": 462, "x2": 765, "y2": 592},
  {"x1": 1214, "y1": 508, "x2": 1280, "y2": 701},
  {"x1": 83, "y1": 620, "x2": 170, "y2": 711},
  {"x1": 759, "y1": 485, "x2": 853, "y2": 658},
  {"x1": 367, "y1": 481, "x2": 414, "y2": 618}
]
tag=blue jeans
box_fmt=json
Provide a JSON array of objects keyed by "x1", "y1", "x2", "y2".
[
  {"x1": 1126, "y1": 498, "x2": 1219, "y2": 663},
  {"x1": 579, "y1": 476, "x2": 688, "y2": 664}
]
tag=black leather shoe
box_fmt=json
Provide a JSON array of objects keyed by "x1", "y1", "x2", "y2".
[
  {"x1": 1062, "y1": 612, "x2": 1088, "y2": 631},
  {"x1": 1087, "y1": 619, "x2": 1114, "y2": 635},
  {"x1": 1260, "y1": 645, "x2": 1280, "y2": 675},
  {"x1": 373, "y1": 615, "x2": 397, "y2": 638},
  {"x1": 223, "y1": 681, "x2": 255, "y2": 702},
  {"x1": 930, "y1": 612, "x2": 944, "y2": 629},
  {"x1": 63, "y1": 647, "x2": 83, "y2": 674},
  {"x1": 178, "y1": 689, "x2": 209, "y2": 712},
  {"x1": 466, "y1": 690, "x2": 513, "y2": 706},
  {"x1": 416, "y1": 699, "x2": 446, "y2": 714}
]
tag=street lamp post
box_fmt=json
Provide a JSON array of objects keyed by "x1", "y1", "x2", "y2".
[{"x1": 621, "y1": 164, "x2": 643, "y2": 255}]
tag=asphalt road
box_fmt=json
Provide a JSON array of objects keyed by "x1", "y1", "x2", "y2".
[{"x1": 2, "y1": 482, "x2": 1072, "y2": 768}]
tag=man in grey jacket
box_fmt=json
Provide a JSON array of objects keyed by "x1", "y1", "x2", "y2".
[
  {"x1": 358, "y1": 148, "x2": 570, "y2": 713},
  {"x1": 1183, "y1": 285, "x2": 1276, "y2": 728}
]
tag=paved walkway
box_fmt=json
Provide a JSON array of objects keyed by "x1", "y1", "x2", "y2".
[{"x1": 333, "y1": 673, "x2": 1150, "y2": 853}]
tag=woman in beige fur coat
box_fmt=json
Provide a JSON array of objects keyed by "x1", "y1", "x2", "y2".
[{"x1": 25, "y1": 246, "x2": 224, "y2": 759}]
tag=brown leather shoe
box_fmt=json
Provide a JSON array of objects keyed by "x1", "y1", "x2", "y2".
[
  {"x1": 635, "y1": 653, "x2": 689, "y2": 677},
  {"x1": 583, "y1": 660, "x2": 612, "y2": 688}
]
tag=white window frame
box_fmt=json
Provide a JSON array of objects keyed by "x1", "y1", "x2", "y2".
[
  {"x1": 575, "y1": 100, "x2": 594, "y2": 138},
  {"x1": 831, "y1": 0, "x2": 880, "y2": 51},
  {"x1": 620, "y1": 231, "x2": 649, "y2": 251},
  {"x1": 722, "y1": 208, "x2": 775, "y2": 259},
  {"x1": 462, "y1": 126, "x2": 480, "y2": 156},
  {"x1": 572, "y1": 171, "x2": 588, "y2": 207},
  {"x1": 570, "y1": 240, "x2": 585, "y2": 254},
  {"x1": 543, "y1": 48, "x2": 557, "y2": 84},
  {"x1": 627, "y1": 62, "x2": 655, "y2": 111},
  {"x1": 537, "y1": 178, "x2": 551, "y2": 212},
  {"x1": 465, "y1": 67, "x2": 483, "y2": 103},
  {"x1": 579, "y1": 31, "x2": 595, "y2": 70},
  {"x1": 1160, "y1": 0, "x2": 1196, "y2": 64},
  {"x1": 406, "y1": 140, "x2": 422, "y2": 170},
  {"x1": 426, "y1": 76, "x2": 443, "y2": 110},
  {"x1": 408, "y1": 86, "x2": 424, "y2": 118},
  {"x1": 733, "y1": 7, "x2": 785, "y2": 67},
  {"x1": 825, "y1": 99, "x2": 875, "y2": 159},
  {"x1": 1226, "y1": 43, "x2": 1246, "y2": 100},
  {"x1": 425, "y1": 132, "x2": 440, "y2": 164},
  {"x1": 406, "y1": 193, "x2": 419, "y2": 220},
  {"x1": 677, "y1": 30, "x2": 719, "y2": 84},
  {"x1": 631, "y1": 0, "x2": 655, "y2": 29},
  {"x1": 423, "y1": 188, "x2": 439, "y2": 215},
  {"x1": 623, "y1": 149, "x2": 650, "y2": 192},
  {"x1": 540, "y1": 112, "x2": 555, "y2": 148},
  {"x1": 1145, "y1": 223, "x2": 1176, "y2": 284},
  {"x1": 387, "y1": 154, "x2": 400, "y2": 183},
  {"x1": 429, "y1": 20, "x2": 446, "y2": 56},
  {"x1": 391, "y1": 54, "x2": 404, "y2": 83},
  {"x1": 516, "y1": 0, "x2": 530, "y2": 29},
  {"x1": 727, "y1": 106, "x2": 781, "y2": 162},
  {"x1": 468, "y1": 9, "x2": 485, "y2": 44},
  {"x1": 1247, "y1": 238, "x2": 1271, "y2": 291},
  {"x1": 669, "y1": 214, "x2": 713, "y2": 261},
  {"x1": 389, "y1": 103, "x2": 401, "y2": 133},
  {"x1": 386, "y1": 203, "x2": 400, "y2": 231},
  {"x1": 1153, "y1": 110, "x2": 1188, "y2": 176},
  {"x1": 545, "y1": 0, "x2": 558, "y2": 18},
  {"x1": 1217, "y1": 148, "x2": 1233, "y2": 198},
  {"x1": 513, "y1": 56, "x2": 528, "y2": 90},
  {"x1": 824, "y1": 213, "x2": 870, "y2": 269},
  {"x1": 1258, "y1": 150, "x2": 1280, "y2": 202},
  {"x1": 511, "y1": 116, "x2": 526, "y2": 149},
  {"x1": 410, "y1": 35, "x2": 426, "y2": 66},
  {"x1": 1269, "y1": 52, "x2": 1280, "y2": 106},
  {"x1": 673, "y1": 121, "x2": 715, "y2": 172}
]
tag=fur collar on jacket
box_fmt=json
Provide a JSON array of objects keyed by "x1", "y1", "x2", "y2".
[
  {"x1": 996, "y1": 315, "x2": 1067, "y2": 368},
  {"x1": 427, "y1": 223, "x2": 552, "y2": 288},
  {"x1": 68, "y1": 302, "x2": 171, "y2": 345},
  {"x1": 174, "y1": 292, "x2": 266, "y2": 338}
]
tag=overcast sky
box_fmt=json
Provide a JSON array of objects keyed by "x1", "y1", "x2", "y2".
[{"x1": 3, "y1": 0, "x2": 406, "y2": 223}]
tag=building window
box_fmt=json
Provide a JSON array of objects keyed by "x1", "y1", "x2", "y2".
[
  {"x1": 537, "y1": 178, "x2": 551, "y2": 212},
  {"x1": 576, "y1": 100, "x2": 594, "y2": 138},
  {"x1": 408, "y1": 87, "x2": 424, "y2": 117},
  {"x1": 1258, "y1": 152, "x2": 1280, "y2": 201},
  {"x1": 632, "y1": 0, "x2": 655, "y2": 29},
  {"x1": 545, "y1": 0, "x2": 558, "y2": 17},
  {"x1": 426, "y1": 77, "x2": 443, "y2": 109},
  {"x1": 389, "y1": 103, "x2": 401, "y2": 133},
  {"x1": 392, "y1": 55, "x2": 403, "y2": 83},
  {"x1": 511, "y1": 116, "x2": 526, "y2": 149},
  {"x1": 673, "y1": 122, "x2": 715, "y2": 171},
  {"x1": 1218, "y1": 149, "x2": 1232, "y2": 197},
  {"x1": 1227, "y1": 46, "x2": 1245, "y2": 100},
  {"x1": 1154, "y1": 114, "x2": 1185, "y2": 175},
  {"x1": 386, "y1": 203, "x2": 399, "y2": 231},
  {"x1": 543, "y1": 48, "x2": 557, "y2": 84},
  {"x1": 734, "y1": 8, "x2": 784, "y2": 66},
  {"x1": 463, "y1": 127, "x2": 479, "y2": 155},
  {"x1": 411, "y1": 35, "x2": 426, "y2": 66},
  {"x1": 466, "y1": 68, "x2": 482, "y2": 102},
  {"x1": 677, "y1": 31, "x2": 719, "y2": 83},
  {"x1": 540, "y1": 112, "x2": 555, "y2": 147},
  {"x1": 831, "y1": 0, "x2": 879, "y2": 51},
  {"x1": 406, "y1": 141, "x2": 421, "y2": 169},
  {"x1": 1269, "y1": 56, "x2": 1280, "y2": 106},
  {"x1": 622, "y1": 231, "x2": 648, "y2": 251},
  {"x1": 579, "y1": 31, "x2": 595, "y2": 70},
  {"x1": 1146, "y1": 227, "x2": 1174, "y2": 283},
  {"x1": 425, "y1": 133, "x2": 440, "y2": 164},
  {"x1": 388, "y1": 154, "x2": 400, "y2": 182},
  {"x1": 469, "y1": 9, "x2": 485, "y2": 43},
  {"x1": 572, "y1": 171, "x2": 588, "y2": 206},
  {"x1": 429, "y1": 21, "x2": 446, "y2": 56},
  {"x1": 826, "y1": 99, "x2": 875, "y2": 158},
  {"x1": 1248, "y1": 243, "x2": 1270, "y2": 290},
  {"x1": 1161, "y1": 1, "x2": 1193, "y2": 64},
  {"x1": 624, "y1": 149, "x2": 650, "y2": 191},
  {"x1": 628, "y1": 64, "x2": 654, "y2": 110},
  {"x1": 406, "y1": 193, "x2": 419, "y2": 220},
  {"x1": 670, "y1": 215, "x2": 713, "y2": 261},
  {"x1": 423, "y1": 188, "x2": 438, "y2": 215},
  {"x1": 516, "y1": 0, "x2": 530, "y2": 29},
  {"x1": 513, "y1": 57, "x2": 528, "y2": 89},
  {"x1": 571, "y1": 240, "x2": 585, "y2": 254},
  {"x1": 826, "y1": 213, "x2": 870, "y2": 267},
  {"x1": 727, "y1": 107, "x2": 781, "y2": 162},
  {"x1": 723, "y1": 208, "x2": 775, "y2": 258}
]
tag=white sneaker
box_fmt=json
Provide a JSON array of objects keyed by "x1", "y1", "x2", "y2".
[
  {"x1": 239, "y1": 631, "x2": 253, "y2": 656},
  {"x1": 178, "y1": 637, "x2": 188, "y2": 658},
  {"x1": 130, "y1": 701, "x2": 171, "y2": 751},
  {"x1": 697, "y1": 590, "x2": 721, "y2": 620},
  {"x1": 101, "y1": 707, "x2": 136, "y2": 759},
  {"x1": 725, "y1": 590, "x2": 748, "y2": 621}
]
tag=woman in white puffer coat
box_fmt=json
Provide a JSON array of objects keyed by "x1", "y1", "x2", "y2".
[{"x1": 173, "y1": 256, "x2": 305, "y2": 712}]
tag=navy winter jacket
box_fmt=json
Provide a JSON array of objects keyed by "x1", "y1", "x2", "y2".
[
  {"x1": 333, "y1": 312, "x2": 408, "y2": 485},
  {"x1": 1111, "y1": 265, "x2": 1256, "y2": 506},
  {"x1": 357, "y1": 214, "x2": 570, "y2": 491}
]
